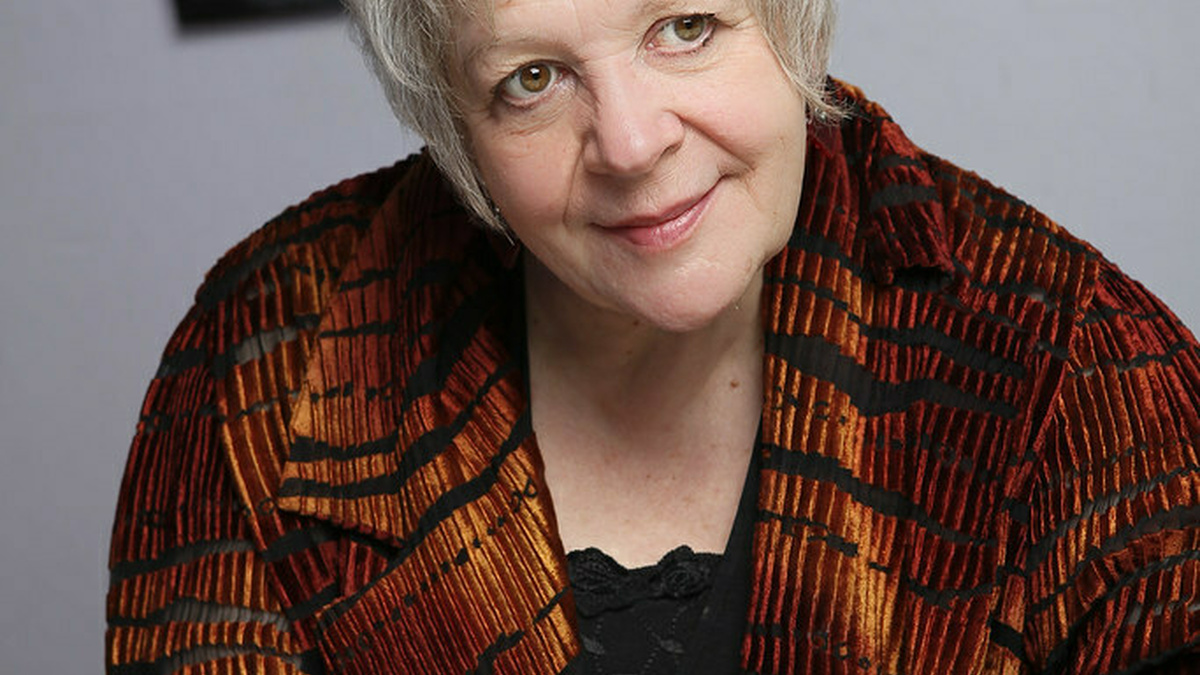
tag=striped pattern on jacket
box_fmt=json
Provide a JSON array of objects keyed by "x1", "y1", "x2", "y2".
[{"x1": 107, "y1": 81, "x2": 1200, "y2": 674}]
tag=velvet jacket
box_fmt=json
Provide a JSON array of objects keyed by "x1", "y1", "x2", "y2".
[{"x1": 108, "y1": 83, "x2": 1200, "y2": 674}]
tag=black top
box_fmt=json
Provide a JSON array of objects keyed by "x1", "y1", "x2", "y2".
[{"x1": 566, "y1": 444, "x2": 760, "y2": 675}]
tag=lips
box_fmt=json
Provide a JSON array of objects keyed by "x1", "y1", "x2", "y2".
[{"x1": 598, "y1": 183, "x2": 717, "y2": 250}]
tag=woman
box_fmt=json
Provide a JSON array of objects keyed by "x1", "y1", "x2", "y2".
[{"x1": 106, "y1": 0, "x2": 1200, "y2": 672}]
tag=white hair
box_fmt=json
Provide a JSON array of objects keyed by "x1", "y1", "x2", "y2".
[{"x1": 343, "y1": 0, "x2": 840, "y2": 230}]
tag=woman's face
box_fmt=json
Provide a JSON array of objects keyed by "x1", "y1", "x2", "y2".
[{"x1": 455, "y1": 0, "x2": 808, "y2": 332}]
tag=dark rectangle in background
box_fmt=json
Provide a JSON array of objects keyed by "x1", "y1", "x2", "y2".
[{"x1": 174, "y1": 0, "x2": 342, "y2": 26}]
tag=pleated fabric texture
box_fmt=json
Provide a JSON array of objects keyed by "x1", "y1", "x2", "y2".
[{"x1": 107, "y1": 81, "x2": 1200, "y2": 674}]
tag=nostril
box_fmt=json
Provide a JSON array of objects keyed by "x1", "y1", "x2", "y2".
[{"x1": 586, "y1": 103, "x2": 685, "y2": 177}]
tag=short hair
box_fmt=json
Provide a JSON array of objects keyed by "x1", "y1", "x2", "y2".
[{"x1": 343, "y1": 0, "x2": 839, "y2": 230}]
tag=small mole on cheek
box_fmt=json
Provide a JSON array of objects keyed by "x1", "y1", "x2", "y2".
[{"x1": 730, "y1": 380, "x2": 740, "y2": 389}]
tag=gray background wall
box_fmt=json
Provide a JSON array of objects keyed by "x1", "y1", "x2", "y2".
[{"x1": 1, "y1": 1, "x2": 1196, "y2": 672}]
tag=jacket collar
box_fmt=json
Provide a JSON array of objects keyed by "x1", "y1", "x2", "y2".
[{"x1": 811, "y1": 81, "x2": 955, "y2": 284}]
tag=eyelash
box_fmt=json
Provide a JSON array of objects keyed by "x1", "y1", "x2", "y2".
[
  {"x1": 492, "y1": 13, "x2": 719, "y2": 109},
  {"x1": 649, "y1": 13, "x2": 717, "y2": 52}
]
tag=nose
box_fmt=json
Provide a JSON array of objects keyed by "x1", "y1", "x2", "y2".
[{"x1": 582, "y1": 70, "x2": 684, "y2": 177}]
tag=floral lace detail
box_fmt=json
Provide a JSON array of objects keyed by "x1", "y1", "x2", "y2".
[
  {"x1": 568, "y1": 545, "x2": 720, "y2": 616},
  {"x1": 565, "y1": 545, "x2": 721, "y2": 674}
]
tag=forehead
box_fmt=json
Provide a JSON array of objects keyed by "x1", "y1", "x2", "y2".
[{"x1": 457, "y1": 0, "x2": 736, "y2": 66}]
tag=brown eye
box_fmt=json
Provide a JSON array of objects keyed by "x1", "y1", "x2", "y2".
[
  {"x1": 669, "y1": 15, "x2": 709, "y2": 42},
  {"x1": 651, "y1": 13, "x2": 715, "y2": 51},
  {"x1": 503, "y1": 63, "x2": 558, "y2": 100}
]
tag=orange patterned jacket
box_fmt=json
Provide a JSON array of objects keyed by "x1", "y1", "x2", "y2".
[{"x1": 108, "y1": 83, "x2": 1200, "y2": 674}]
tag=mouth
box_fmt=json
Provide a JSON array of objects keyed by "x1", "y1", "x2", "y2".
[{"x1": 598, "y1": 182, "x2": 718, "y2": 250}]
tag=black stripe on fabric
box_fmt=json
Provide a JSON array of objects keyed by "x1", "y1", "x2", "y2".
[
  {"x1": 987, "y1": 619, "x2": 1028, "y2": 664},
  {"x1": 155, "y1": 348, "x2": 207, "y2": 379},
  {"x1": 108, "y1": 644, "x2": 303, "y2": 675},
  {"x1": 469, "y1": 631, "x2": 525, "y2": 675},
  {"x1": 743, "y1": 621, "x2": 897, "y2": 675},
  {"x1": 262, "y1": 524, "x2": 336, "y2": 563},
  {"x1": 886, "y1": 432, "x2": 1008, "y2": 486},
  {"x1": 967, "y1": 279, "x2": 1069, "y2": 313},
  {"x1": 764, "y1": 274, "x2": 853, "y2": 313},
  {"x1": 1000, "y1": 497, "x2": 1031, "y2": 524},
  {"x1": 280, "y1": 470, "x2": 398, "y2": 502},
  {"x1": 1027, "y1": 502, "x2": 1200, "y2": 617},
  {"x1": 930, "y1": 164, "x2": 1094, "y2": 256},
  {"x1": 766, "y1": 331, "x2": 1020, "y2": 419},
  {"x1": 313, "y1": 410, "x2": 533, "y2": 631},
  {"x1": 1026, "y1": 469, "x2": 1200, "y2": 574},
  {"x1": 783, "y1": 226, "x2": 867, "y2": 280},
  {"x1": 317, "y1": 319, "x2": 398, "y2": 340},
  {"x1": 981, "y1": 214, "x2": 1095, "y2": 260},
  {"x1": 1069, "y1": 340, "x2": 1197, "y2": 379},
  {"x1": 285, "y1": 582, "x2": 341, "y2": 622},
  {"x1": 198, "y1": 214, "x2": 377, "y2": 311},
  {"x1": 928, "y1": 164, "x2": 1033, "y2": 214},
  {"x1": 868, "y1": 183, "x2": 939, "y2": 213},
  {"x1": 338, "y1": 257, "x2": 457, "y2": 298},
  {"x1": 312, "y1": 381, "x2": 355, "y2": 402},
  {"x1": 287, "y1": 431, "x2": 399, "y2": 464},
  {"x1": 139, "y1": 402, "x2": 223, "y2": 430},
  {"x1": 1034, "y1": 338, "x2": 1072, "y2": 362},
  {"x1": 108, "y1": 597, "x2": 290, "y2": 631},
  {"x1": 1042, "y1": 435, "x2": 1198, "y2": 495},
  {"x1": 365, "y1": 380, "x2": 397, "y2": 401},
  {"x1": 109, "y1": 538, "x2": 256, "y2": 585},
  {"x1": 875, "y1": 154, "x2": 926, "y2": 171},
  {"x1": 1080, "y1": 301, "x2": 1165, "y2": 327},
  {"x1": 758, "y1": 508, "x2": 858, "y2": 557},
  {"x1": 299, "y1": 648, "x2": 329, "y2": 675},
  {"x1": 1098, "y1": 637, "x2": 1200, "y2": 675},
  {"x1": 392, "y1": 359, "x2": 516, "y2": 481},
  {"x1": 762, "y1": 442, "x2": 997, "y2": 548},
  {"x1": 401, "y1": 280, "x2": 502, "y2": 409},
  {"x1": 1036, "y1": 548, "x2": 1200, "y2": 675},
  {"x1": 229, "y1": 390, "x2": 297, "y2": 421},
  {"x1": 938, "y1": 289, "x2": 1033, "y2": 339},
  {"x1": 764, "y1": 274, "x2": 1026, "y2": 380},
  {"x1": 468, "y1": 587, "x2": 568, "y2": 675},
  {"x1": 211, "y1": 315, "x2": 321, "y2": 379},
  {"x1": 760, "y1": 506, "x2": 1001, "y2": 606},
  {"x1": 889, "y1": 266, "x2": 953, "y2": 293},
  {"x1": 279, "y1": 358, "x2": 514, "y2": 493},
  {"x1": 335, "y1": 264, "x2": 402, "y2": 293},
  {"x1": 898, "y1": 573, "x2": 994, "y2": 609}
]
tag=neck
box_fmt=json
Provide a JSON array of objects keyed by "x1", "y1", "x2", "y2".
[{"x1": 523, "y1": 256, "x2": 764, "y2": 451}]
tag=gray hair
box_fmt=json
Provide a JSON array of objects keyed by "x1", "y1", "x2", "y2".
[{"x1": 343, "y1": 0, "x2": 839, "y2": 230}]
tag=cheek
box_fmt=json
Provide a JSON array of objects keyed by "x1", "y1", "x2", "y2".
[{"x1": 474, "y1": 134, "x2": 577, "y2": 227}]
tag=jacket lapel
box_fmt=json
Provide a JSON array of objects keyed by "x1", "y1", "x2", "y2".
[
  {"x1": 746, "y1": 84, "x2": 1089, "y2": 675},
  {"x1": 273, "y1": 157, "x2": 578, "y2": 674}
]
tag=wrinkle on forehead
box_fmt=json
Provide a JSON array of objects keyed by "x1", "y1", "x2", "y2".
[{"x1": 460, "y1": 0, "x2": 713, "y2": 69}]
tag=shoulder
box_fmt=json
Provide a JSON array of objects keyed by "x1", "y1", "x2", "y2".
[
  {"x1": 835, "y1": 82, "x2": 1200, "y2": 669},
  {"x1": 829, "y1": 76, "x2": 1199, "y2": 461},
  {"x1": 193, "y1": 155, "x2": 425, "y2": 313},
  {"x1": 131, "y1": 152, "x2": 452, "y2": 472}
]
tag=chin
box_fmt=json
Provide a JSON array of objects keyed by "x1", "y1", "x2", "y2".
[{"x1": 619, "y1": 266, "x2": 762, "y2": 334}]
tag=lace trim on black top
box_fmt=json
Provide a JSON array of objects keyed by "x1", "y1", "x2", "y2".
[
  {"x1": 568, "y1": 545, "x2": 721, "y2": 616},
  {"x1": 567, "y1": 546, "x2": 721, "y2": 674}
]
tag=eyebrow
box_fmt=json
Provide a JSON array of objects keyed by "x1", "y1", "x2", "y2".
[{"x1": 461, "y1": 0, "x2": 707, "y2": 73}]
